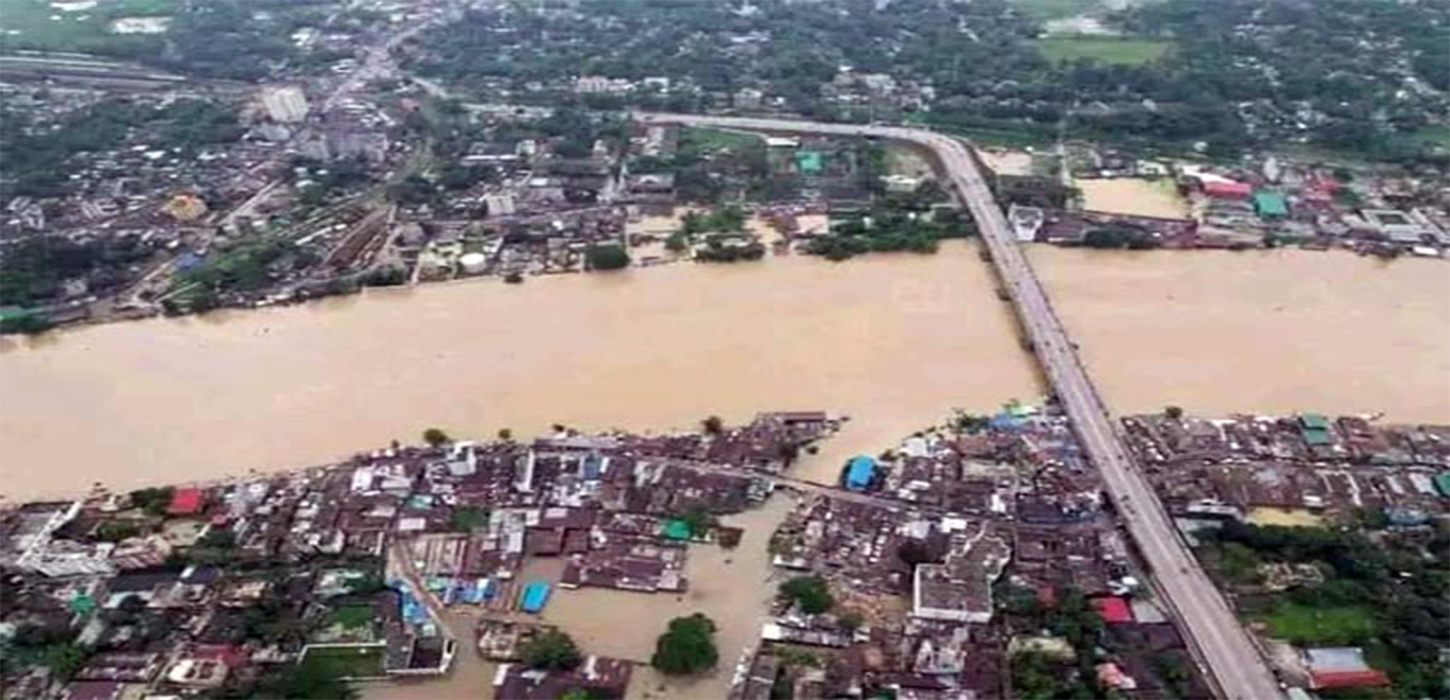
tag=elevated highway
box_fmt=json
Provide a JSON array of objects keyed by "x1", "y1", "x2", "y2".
[{"x1": 636, "y1": 113, "x2": 1283, "y2": 700}]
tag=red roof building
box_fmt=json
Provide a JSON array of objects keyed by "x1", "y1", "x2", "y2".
[
  {"x1": 167, "y1": 488, "x2": 204, "y2": 516},
  {"x1": 1310, "y1": 670, "x2": 1390, "y2": 690},
  {"x1": 1091, "y1": 596, "x2": 1134, "y2": 624},
  {"x1": 1203, "y1": 180, "x2": 1253, "y2": 199}
]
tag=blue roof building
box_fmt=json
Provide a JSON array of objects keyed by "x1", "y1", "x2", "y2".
[
  {"x1": 845, "y1": 455, "x2": 876, "y2": 491},
  {"x1": 520, "y1": 581, "x2": 551, "y2": 613}
]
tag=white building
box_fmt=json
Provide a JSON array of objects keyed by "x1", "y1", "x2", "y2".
[
  {"x1": 261, "y1": 86, "x2": 310, "y2": 124},
  {"x1": 911, "y1": 528, "x2": 1009, "y2": 624},
  {"x1": 19, "y1": 539, "x2": 115, "y2": 577},
  {"x1": 484, "y1": 194, "x2": 516, "y2": 217},
  {"x1": 575, "y1": 76, "x2": 633, "y2": 94}
]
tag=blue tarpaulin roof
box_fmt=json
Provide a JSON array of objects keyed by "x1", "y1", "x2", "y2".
[
  {"x1": 520, "y1": 581, "x2": 551, "y2": 613},
  {"x1": 845, "y1": 455, "x2": 876, "y2": 491}
]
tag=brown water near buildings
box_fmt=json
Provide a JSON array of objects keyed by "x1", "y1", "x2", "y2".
[
  {"x1": 0, "y1": 242, "x2": 1039, "y2": 501},
  {"x1": 359, "y1": 494, "x2": 798, "y2": 700}
]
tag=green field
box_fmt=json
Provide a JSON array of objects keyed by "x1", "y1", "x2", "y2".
[
  {"x1": 1034, "y1": 37, "x2": 1173, "y2": 66},
  {"x1": 326, "y1": 605, "x2": 375, "y2": 631},
  {"x1": 1397, "y1": 125, "x2": 1450, "y2": 151},
  {"x1": 0, "y1": 0, "x2": 173, "y2": 53},
  {"x1": 1257, "y1": 603, "x2": 1379, "y2": 645},
  {"x1": 299, "y1": 645, "x2": 387, "y2": 679},
  {"x1": 680, "y1": 127, "x2": 763, "y2": 155}
]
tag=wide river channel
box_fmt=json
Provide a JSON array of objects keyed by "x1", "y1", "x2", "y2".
[{"x1": 2, "y1": 243, "x2": 1447, "y2": 500}]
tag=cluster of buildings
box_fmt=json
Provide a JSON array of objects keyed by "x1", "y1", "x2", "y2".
[
  {"x1": 0, "y1": 413, "x2": 838, "y2": 699},
  {"x1": 734, "y1": 404, "x2": 1210, "y2": 700},
  {"x1": 1122, "y1": 411, "x2": 1450, "y2": 697},
  {"x1": 1007, "y1": 150, "x2": 1450, "y2": 255},
  {"x1": 0, "y1": 0, "x2": 452, "y2": 328},
  {"x1": 1123, "y1": 412, "x2": 1450, "y2": 534}
]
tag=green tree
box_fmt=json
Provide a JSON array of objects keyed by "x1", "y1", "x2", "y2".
[
  {"x1": 94, "y1": 520, "x2": 143, "y2": 542},
  {"x1": 262, "y1": 661, "x2": 358, "y2": 699},
  {"x1": 423, "y1": 428, "x2": 450, "y2": 446},
  {"x1": 779, "y1": 576, "x2": 834, "y2": 615},
  {"x1": 43, "y1": 643, "x2": 88, "y2": 682},
  {"x1": 128, "y1": 486, "x2": 174, "y2": 516},
  {"x1": 677, "y1": 506, "x2": 716, "y2": 538},
  {"x1": 702, "y1": 415, "x2": 724, "y2": 435},
  {"x1": 450, "y1": 507, "x2": 489, "y2": 533},
  {"x1": 652, "y1": 614, "x2": 718, "y2": 675},
  {"x1": 520, "y1": 629, "x2": 583, "y2": 671},
  {"x1": 585, "y1": 244, "x2": 630, "y2": 271}
]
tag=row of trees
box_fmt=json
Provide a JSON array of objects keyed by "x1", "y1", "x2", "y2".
[
  {"x1": 0, "y1": 234, "x2": 158, "y2": 307},
  {"x1": 517, "y1": 614, "x2": 720, "y2": 678}
]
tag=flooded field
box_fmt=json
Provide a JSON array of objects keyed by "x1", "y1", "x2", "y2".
[
  {"x1": 0, "y1": 242, "x2": 1039, "y2": 501},
  {"x1": 976, "y1": 148, "x2": 1036, "y2": 177},
  {"x1": 1030, "y1": 247, "x2": 1450, "y2": 421},
  {"x1": 1078, "y1": 177, "x2": 1189, "y2": 219}
]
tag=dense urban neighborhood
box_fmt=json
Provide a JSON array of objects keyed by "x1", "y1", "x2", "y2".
[
  {"x1": 1, "y1": 0, "x2": 1448, "y2": 333},
  {"x1": 3, "y1": 408, "x2": 1447, "y2": 699}
]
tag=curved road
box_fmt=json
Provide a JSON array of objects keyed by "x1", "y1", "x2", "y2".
[{"x1": 636, "y1": 113, "x2": 1283, "y2": 700}]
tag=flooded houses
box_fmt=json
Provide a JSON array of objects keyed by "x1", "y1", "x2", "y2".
[{"x1": 0, "y1": 413, "x2": 839, "y2": 699}]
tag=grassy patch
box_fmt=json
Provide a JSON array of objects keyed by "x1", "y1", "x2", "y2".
[
  {"x1": 299, "y1": 645, "x2": 386, "y2": 678},
  {"x1": 1257, "y1": 602, "x2": 1378, "y2": 646},
  {"x1": 1034, "y1": 37, "x2": 1173, "y2": 66},
  {"x1": 449, "y1": 506, "x2": 489, "y2": 533},
  {"x1": 326, "y1": 605, "x2": 375, "y2": 631},
  {"x1": 905, "y1": 112, "x2": 1056, "y2": 149},
  {"x1": 1393, "y1": 124, "x2": 1450, "y2": 152},
  {"x1": 680, "y1": 127, "x2": 762, "y2": 156}
]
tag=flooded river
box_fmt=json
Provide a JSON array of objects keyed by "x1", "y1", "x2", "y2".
[
  {"x1": 2, "y1": 245, "x2": 1446, "y2": 503},
  {"x1": 0, "y1": 242, "x2": 1039, "y2": 501},
  {"x1": 1030, "y1": 247, "x2": 1450, "y2": 421}
]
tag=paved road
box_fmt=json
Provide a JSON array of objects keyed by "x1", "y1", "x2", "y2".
[{"x1": 636, "y1": 113, "x2": 1283, "y2": 700}]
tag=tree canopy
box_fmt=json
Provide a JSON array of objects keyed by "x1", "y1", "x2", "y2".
[
  {"x1": 651, "y1": 613, "x2": 718, "y2": 675},
  {"x1": 585, "y1": 245, "x2": 630, "y2": 271},
  {"x1": 779, "y1": 575, "x2": 834, "y2": 615},
  {"x1": 520, "y1": 629, "x2": 583, "y2": 671}
]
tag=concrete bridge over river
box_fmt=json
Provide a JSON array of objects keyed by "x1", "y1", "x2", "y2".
[{"x1": 636, "y1": 113, "x2": 1284, "y2": 700}]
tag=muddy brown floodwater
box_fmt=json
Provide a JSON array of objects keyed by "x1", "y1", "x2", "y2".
[
  {"x1": 1030, "y1": 247, "x2": 1450, "y2": 421},
  {"x1": 0, "y1": 242, "x2": 1040, "y2": 501}
]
